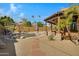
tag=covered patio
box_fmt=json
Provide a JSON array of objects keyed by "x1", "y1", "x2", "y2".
[
  {"x1": 44, "y1": 10, "x2": 79, "y2": 35},
  {"x1": 44, "y1": 9, "x2": 79, "y2": 45}
]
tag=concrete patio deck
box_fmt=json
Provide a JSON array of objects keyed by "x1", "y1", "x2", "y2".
[{"x1": 14, "y1": 32, "x2": 79, "y2": 56}]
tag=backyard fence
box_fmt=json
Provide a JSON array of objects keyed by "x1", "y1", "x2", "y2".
[{"x1": 15, "y1": 26, "x2": 51, "y2": 32}]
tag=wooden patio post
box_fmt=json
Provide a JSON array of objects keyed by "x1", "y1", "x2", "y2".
[
  {"x1": 57, "y1": 16, "x2": 60, "y2": 32},
  {"x1": 50, "y1": 23, "x2": 52, "y2": 32}
]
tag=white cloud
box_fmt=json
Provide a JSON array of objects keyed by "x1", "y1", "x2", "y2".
[
  {"x1": 6, "y1": 11, "x2": 12, "y2": 17},
  {"x1": 10, "y1": 3, "x2": 17, "y2": 13},
  {"x1": 0, "y1": 8, "x2": 3, "y2": 14},
  {"x1": 5, "y1": 3, "x2": 17, "y2": 17},
  {"x1": 6, "y1": 4, "x2": 22, "y2": 17},
  {"x1": 0, "y1": 4, "x2": 23, "y2": 20},
  {"x1": 19, "y1": 13, "x2": 25, "y2": 17},
  {"x1": 0, "y1": 8, "x2": 4, "y2": 16}
]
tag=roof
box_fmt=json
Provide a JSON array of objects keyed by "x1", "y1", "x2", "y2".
[
  {"x1": 44, "y1": 11, "x2": 63, "y2": 21},
  {"x1": 44, "y1": 7, "x2": 71, "y2": 24},
  {"x1": 44, "y1": 11, "x2": 64, "y2": 24}
]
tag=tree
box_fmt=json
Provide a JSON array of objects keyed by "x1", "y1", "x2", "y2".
[
  {"x1": 22, "y1": 18, "x2": 28, "y2": 27},
  {"x1": 27, "y1": 21, "x2": 32, "y2": 27},
  {"x1": 27, "y1": 21, "x2": 32, "y2": 32},
  {"x1": 21, "y1": 18, "x2": 32, "y2": 32},
  {"x1": 37, "y1": 21, "x2": 44, "y2": 31},
  {"x1": 0, "y1": 16, "x2": 15, "y2": 26},
  {"x1": 0, "y1": 16, "x2": 15, "y2": 34},
  {"x1": 37, "y1": 22, "x2": 43, "y2": 27}
]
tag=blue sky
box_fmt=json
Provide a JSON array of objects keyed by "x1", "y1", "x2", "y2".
[{"x1": 0, "y1": 3, "x2": 70, "y2": 23}]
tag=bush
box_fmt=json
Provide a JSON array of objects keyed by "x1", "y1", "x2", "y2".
[{"x1": 48, "y1": 34, "x2": 55, "y2": 41}]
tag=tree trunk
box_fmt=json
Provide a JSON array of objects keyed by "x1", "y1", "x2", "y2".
[{"x1": 66, "y1": 26, "x2": 72, "y2": 40}]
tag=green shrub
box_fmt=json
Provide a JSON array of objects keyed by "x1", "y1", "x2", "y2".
[{"x1": 48, "y1": 34, "x2": 55, "y2": 41}]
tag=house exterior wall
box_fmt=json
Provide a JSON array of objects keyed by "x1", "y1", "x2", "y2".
[{"x1": 77, "y1": 16, "x2": 79, "y2": 31}]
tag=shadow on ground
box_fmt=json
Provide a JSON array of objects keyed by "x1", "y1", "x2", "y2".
[
  {"x1": 0, "y1": 39, "x2": 16, "y2": 56},
  {"x1": 0, "y1": 30, "x2": 17, "y2": 56},
  {"x1": 0, "y1": 31, "x2": 36, "y2": 56}
]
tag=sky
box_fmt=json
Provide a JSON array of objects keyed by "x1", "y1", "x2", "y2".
[{"x1": 0, "y1": 3, "x2": 70, "y2": 23}]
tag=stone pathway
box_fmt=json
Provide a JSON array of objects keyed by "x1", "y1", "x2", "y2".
[{"x1": 32, "y1": 38, "x2": 46, "y2": 56}]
